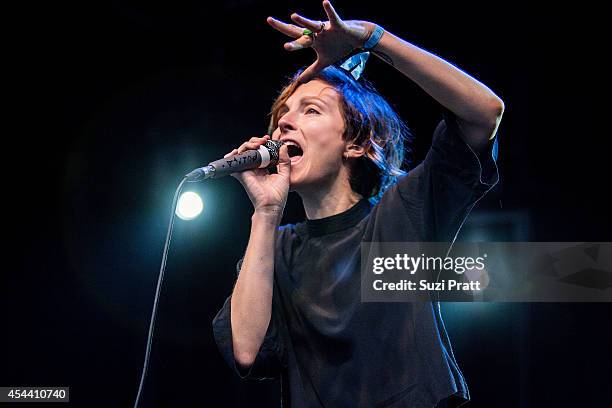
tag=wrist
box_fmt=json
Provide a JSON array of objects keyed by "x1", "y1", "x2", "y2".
[
  {"x1": 361, "y1": 23, "x2": 384, "y2": 51},
  {"x1": 348, "y1": 21, "x2": 380, "y2": 49},
  {"x1": 252, "y1": 207, "x2": 283, "y2": 226},
  {"x1": 346, "y1": 20, "x2": 377, "y2": 49}
]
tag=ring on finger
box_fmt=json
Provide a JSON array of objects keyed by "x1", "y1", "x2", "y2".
[{"x1": 316, "y1": 21, "x2": 325, "y2": 34}]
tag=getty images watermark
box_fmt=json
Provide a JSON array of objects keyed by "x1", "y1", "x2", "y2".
[
  {"x1": 371, "y1": 252, "x2": 486, "y2": 291},
  {"x1": 360, "y1": 242, "x2": 612, "y2": 302}
]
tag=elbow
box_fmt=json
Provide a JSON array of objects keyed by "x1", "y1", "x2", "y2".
[
  {"x1": 491, "y1": 96, "x2": 505, "y2": 119},
  {"x1": 487, "y1": 96, "x2": 505, "y2": 126},
  {"x1": 234, "y1": 349, "x2": 256, "y2": 369},
  {"x1": 232, "y1": 333, "x2": 258, "y2": 368},
  {"x1": 477, "y1": 96, "x2": 504, "y2": 132}
]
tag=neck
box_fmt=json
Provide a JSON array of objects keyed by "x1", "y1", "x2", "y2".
[{"x1": 298, "y1": 168, "x2": 363, "y2": 220}]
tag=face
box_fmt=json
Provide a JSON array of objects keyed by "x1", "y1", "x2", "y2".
[{"x1": 271, "y1": 79, "x2": 348, "y2": 191}]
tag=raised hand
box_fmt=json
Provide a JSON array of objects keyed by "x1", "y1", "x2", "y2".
[{"x1": 267, "y1": 0, "x2": 375, "y2": 83}]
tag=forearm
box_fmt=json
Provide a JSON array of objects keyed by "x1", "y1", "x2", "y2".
[
  {"x1": 230, "y1": 211, "x2": 280, "y2": 367},
  {"x1": 369, "y1": 26, "x2": 504, "y2": 129}
]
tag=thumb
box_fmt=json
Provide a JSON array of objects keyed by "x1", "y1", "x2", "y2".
[
  {"x1": 276, "y1": 144, "x2": 292, "y2": 177},
  {"x1": 298, "y1": 60, "x2": 325, "y2": 83}
]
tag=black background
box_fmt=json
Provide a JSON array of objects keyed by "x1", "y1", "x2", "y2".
[{"x1": 2, "y1": 1, "x2": 611, "y2": 407}]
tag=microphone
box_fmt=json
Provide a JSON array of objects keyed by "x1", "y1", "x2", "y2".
[{"x1": 185, "y1": 140, "x2": 284, "y2": 182}]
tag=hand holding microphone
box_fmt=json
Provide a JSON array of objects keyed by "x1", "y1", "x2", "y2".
[
  {"x1": 186, "y1": 135, "x2": 291, "y2": 219},
  {"x1": 185, "y1": 135, "x2": 285, "y2": 181}
]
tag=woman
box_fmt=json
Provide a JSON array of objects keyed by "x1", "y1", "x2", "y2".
[{"x1": 213, "y1": 1, "x2": 503, "y2": 406}]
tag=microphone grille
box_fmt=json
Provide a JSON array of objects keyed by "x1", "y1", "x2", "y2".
[{"x1": 264, "y1": 140, "x2": 283, "y2": 165}]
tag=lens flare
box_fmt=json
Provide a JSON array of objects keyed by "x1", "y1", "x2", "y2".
[{"x1": 176, "y1": 191, "x2": 203, "y2": 220}]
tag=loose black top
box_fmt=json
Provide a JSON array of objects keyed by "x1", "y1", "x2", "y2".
[{"x1": 213, "y1": 111, "x2": 499, "y2": 407}]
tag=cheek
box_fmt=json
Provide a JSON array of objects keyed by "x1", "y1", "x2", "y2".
[
  {"x1": 313, "y1": 133, "x2": 345, "y2": 156},
  {"x1": 306, "y1": 141, "x2": 345, "y2": 174},
  {"x1": 306, "y1": 121, "x2": 345, "y2": 150}
]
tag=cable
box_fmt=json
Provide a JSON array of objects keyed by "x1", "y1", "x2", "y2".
[{"x1": 133, "y1": 176, "x2": 188, "y2": 408}]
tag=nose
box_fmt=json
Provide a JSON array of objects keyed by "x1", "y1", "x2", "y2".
[{"x1": 278, "y1": 111, "x2": 297, "y2": 134}]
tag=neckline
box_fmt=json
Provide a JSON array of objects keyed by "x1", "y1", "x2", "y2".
[{"x1": 299, "y1": 199, "x2": 373, "y2": 237}]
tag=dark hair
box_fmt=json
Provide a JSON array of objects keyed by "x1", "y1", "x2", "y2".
[{"x1": 268, "y1": 65, "x2": 412, "y2": 201}]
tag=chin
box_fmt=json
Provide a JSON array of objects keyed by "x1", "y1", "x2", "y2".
[
  {"x1": 288, "y1": 177, "x2": 302, "y2": 193},
  {"x1": 287, "y1": 171, "x2": 309, "y2": 192},
  {"x1": 288, "y1": 167, "x2": 305, "y2": 189}
]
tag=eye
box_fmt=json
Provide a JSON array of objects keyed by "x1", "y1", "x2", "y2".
[{"x1": 306, "y1": 107, "x2": 320, "y2": 115}]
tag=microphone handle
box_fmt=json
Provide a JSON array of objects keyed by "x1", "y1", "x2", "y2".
[{"x1": 209, "y1": 149, "x2": 263, "y2": 177}]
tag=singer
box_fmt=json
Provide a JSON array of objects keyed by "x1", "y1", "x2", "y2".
[{"x1": 212, "y1": 1, "x2": 503, "y2": 407}]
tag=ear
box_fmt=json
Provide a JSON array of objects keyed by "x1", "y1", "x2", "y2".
[{"x1": 344, "y1": 143, "x2": 366, "y2": 159}]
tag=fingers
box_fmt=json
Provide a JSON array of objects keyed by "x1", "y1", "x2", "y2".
[
  {"x1": 227, "y1": 136, "x2": 269, "y2": 181},
  {"x1": 236, "y1": 135, "x2": 270, "y2": 154},
  {"x1": 276, "y1": 144, "x2": 292, "y2": 177},
  {"x1": 266, "y1": 17, "x2": 304, "y2": 38},
  {"x1": 322, "y1": 1, "x2": 342, "y2": 27},
  {"x1": 223, "y1": 149, "x2": 238, "y2": 158},
  {"x1": 298, "y1": 60, "x2": 325, "y2": 83},
  {"x1": 224, "y1": 136, "x2": 270, "y2": 158},
  {"x1": 290, "y1": 13, "x2": 324, "y2": 32},
  {"x1": 284, "y1": 35, "x2": 313, "y2": 51}
]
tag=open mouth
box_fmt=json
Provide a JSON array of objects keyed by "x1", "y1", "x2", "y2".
[{"x1": 284, "y1": 141, "x2": 304, "y2": 163}]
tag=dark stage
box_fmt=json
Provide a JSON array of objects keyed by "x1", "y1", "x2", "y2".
[{"x1": 2, "y1": 1, "x2": 610, "y2": 407}]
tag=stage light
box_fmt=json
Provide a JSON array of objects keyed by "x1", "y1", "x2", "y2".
[{"x1": 176, "y1": 191, "x2": 203, "y2": 220}]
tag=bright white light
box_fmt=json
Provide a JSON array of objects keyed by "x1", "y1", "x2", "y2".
[{"x1": 176, "y1": 191, "x2": 203, "y2": 220}]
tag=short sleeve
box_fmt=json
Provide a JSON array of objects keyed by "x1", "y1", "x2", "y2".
[
  {"x1": 424, "y1": 110, "x2": 499, "y2": 191},
  {"x1": 393, "y1": 110, "x2": 499, "y2": 242},
  {"x1": 211, "y1": 258, "x2": 286, "y2": 380}
]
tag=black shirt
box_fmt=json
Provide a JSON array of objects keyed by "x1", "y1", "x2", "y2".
[{"x1": 213, "y1": 112, "x2": 499, "y2": 407}]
